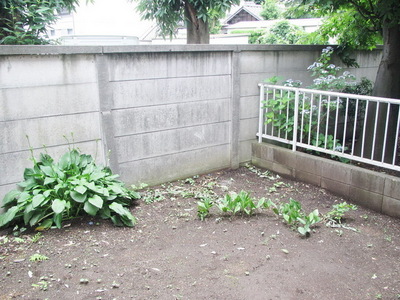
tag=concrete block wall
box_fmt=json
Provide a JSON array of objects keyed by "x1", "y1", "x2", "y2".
[
  {"x1": 0, "y1": 45, "x2": 382, "y2": 204},
  {"x1": 106, "y1": 51, "x2": 233, "y2": 185},
  {"x1": 252, "y1": 142, "x2": 400, "y2": 218},
  {"x1": 0, "y1": 51, "x2": 105, "y2": 202}
]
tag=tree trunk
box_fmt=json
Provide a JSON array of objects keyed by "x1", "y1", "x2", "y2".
[
  {"x1": 373, "y1": 24, "x2": 400, "y2": 99},
  {"x1": 184, "y1": 2, "x2": 210, "y2": 44},
  {"x1": 359, "y1": 24, "x2": 400, "y2": 163}
]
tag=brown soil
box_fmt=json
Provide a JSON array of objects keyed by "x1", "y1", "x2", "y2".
[{"x1": 1, "y1": 165, "x2": 400, "y2": 300}]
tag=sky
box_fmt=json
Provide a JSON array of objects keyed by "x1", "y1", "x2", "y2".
[{"x1": 64, "y1": 0, "x2": 154, "y2": 38}]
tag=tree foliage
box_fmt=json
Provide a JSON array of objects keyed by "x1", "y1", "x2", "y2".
[
  {"x1": 249, "y1": 20, "x2": 327, "y2": 45},
  {"x1": 135, "y1": 0, "x2": 239, "y2": 43},
  {"x1": 284, "y1": 0, "x2": 399, "y2": 51},
  {"x1": 252, "y1": 20, "x2": 303, "y2": 44},
  {"x1": 260, "y1": 0, "x2": 282, "y2": 20},
  {"x1": 0, "y1": 0, "x2": 82, "y2": 45}
]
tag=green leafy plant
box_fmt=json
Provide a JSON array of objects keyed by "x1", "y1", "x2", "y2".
[
  {"x1": 217, "y1": 190, "x2": 259, "y2": 216},
  {"x1": 279, "y1": 199, "x2": 303, "y2": 225},
  {"x1": 197, "y1": 197, "x2": 214, "y2": 220},
  {"x1": 277, "y1": 199, "x2": 321, "y2": 236},
  {"x1": 307, "y1": 46, "x2": 356, "y2": 91},
  {"x1": 263, "y1": 47, "x2": 373, "y2": 163},
  {"x1": 0, "y1": 148, "x2": 139, "y2": 230},
  {"x1": 0, "y1": 0, "x2": 82, "y2": 45},
  {"x1": 29, "y1": 253, "x2": 49, "y2": 262},
  {"x1": 324, "y1": 202, "x2": 357, "y2": 223},
  {"x1": 297, "y1": 209, "x2": 321, "y2": 236}
]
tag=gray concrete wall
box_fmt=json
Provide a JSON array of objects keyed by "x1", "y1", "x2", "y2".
[
  {"x1": 0, "y1": 45, "x2": 382, "y2": 203},
  {"x1": 252, "y1": 142, "x2": 400, "y2": 218}
]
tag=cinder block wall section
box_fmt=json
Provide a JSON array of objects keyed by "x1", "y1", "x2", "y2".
[
  {"x1": 0, "y1": 45, "x2": 382, "y2": 204},
  {"x1": 0, "y1": 49, "x2": 105, "y2": 202},
  {"x1": 252, "y1": 142, "x2": 400, "y2": 218}
]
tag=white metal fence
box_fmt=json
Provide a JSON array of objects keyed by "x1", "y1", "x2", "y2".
[{"x1": 257, "y1": 84, "x2": 400, "y2": 172}]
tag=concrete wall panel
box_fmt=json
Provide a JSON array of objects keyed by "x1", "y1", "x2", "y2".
[
  {"x1": 108, "y1": 52, "x2": 231, "y2": 82},
  {"x1": 1, "y1": 113, "x2": 102, "y2": 153},
  {"x1": 113, "y1": 99, "x2": 230, "y2": 137},
  {"x1": 116, "y1": 122, "x2": 230, "y2": 163},
  {"x1": 119, "y1": 144, "x2": 231, "y2": 186},
  {"x1": 239, "y1": 118, "x2": 258, "y2": 141},
  {"x1": 240, "y1": 73, "x2": 277, "y2": 97},
  {"x1": 112, "y1": 75, "x2": 231, "y2": 109},
  {"x1": 240, "y1": 51, "x2": 278, "y2": 74},
  {"x1": 240, "y1": 96, "x2": 259, "y2": 119},
  {"x1": 0, "y1": 83, "x2": 99, "y2": 121},
  {"x1": 0, "y1": 55, "x2": 97, "y2": 88},
  {"x1": 239, "y1": 140, "x2": 253, "y2": 163}
]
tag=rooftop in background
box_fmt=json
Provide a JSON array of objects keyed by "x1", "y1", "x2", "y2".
[
  {"x1": 224, "y1": 1, "x2": 263, "y2": 25},
  {"x1": 224, "y1": 18, "x2": 323, "y2": 34}
]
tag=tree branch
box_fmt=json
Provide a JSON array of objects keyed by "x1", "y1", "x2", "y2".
[
  {"x1": 347, "y1": 0, "x2": 380, "y2": 30},
  {"x1": 185, "y1": 1, "x2": 199, "y2": 29},
  {"x1": 347, "y1": 0, "x2": 374, "y2": 20}
]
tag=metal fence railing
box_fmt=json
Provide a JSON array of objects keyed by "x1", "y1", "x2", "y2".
[{"x1": 257, "y1": 84, "x2": 400, "y2": 172}]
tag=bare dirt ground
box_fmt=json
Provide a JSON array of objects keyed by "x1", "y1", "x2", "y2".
[{"x1": 1, "y1": 165, "x2": 400, "y2": 300}]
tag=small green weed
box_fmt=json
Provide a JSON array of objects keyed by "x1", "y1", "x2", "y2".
[
  {"x1": 29, "y1": 253, "x2": 49, "y2": 262},
  {"x1": 197, "y1": 197, "x2": 214, "y2": 220},
  {"x1": 142, "y1": 189, "x2": 166, "y2": 204},
  {"x1": 324, "y1": 202, "x2": 357, "y2": 223},
  {"x1": 384, "y1": 235, "x2": 392, "y2": 242},
  {"x1": 297, "y1": 209, "x2": 321, "y2": 236},
  {"x1": 276, "y1": 199, "x2": 321, "y2": 237},
  {"x1": 0, "y1": 236, "x2": 9, "y2": 245},
  {"x1": 184, "y1": 177, "x2": 196, "y2": 185},
  {"x1": 31, "y1": 232, "x2": 42, "y2": 243},
  {"x1": 32, "y1": 280, "x2": 48, "y2": 291},
  {"x1": 131, "y1": 183, "x2": 149, "y2": 191},
  {"x1": 245, "y1": 163, "x2": 277, "y2": 180},
  {"x1": 13, "y1": 237, "x2": 25, "y2": 243}
]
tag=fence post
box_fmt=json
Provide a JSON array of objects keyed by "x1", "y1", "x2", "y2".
[
  {"x1": 292, "y1": 88, "x2": 299, "y2": 151},
  {"x1": 258, "y1": 84, "x2": 265, "y2": 143}
]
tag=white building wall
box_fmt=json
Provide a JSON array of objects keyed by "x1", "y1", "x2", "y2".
[{"x1": 48, "y1": 0, "x2": 153, "y2": 41}]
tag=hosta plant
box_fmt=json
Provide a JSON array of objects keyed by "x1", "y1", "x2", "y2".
[{"x1": 0, "y1": 149, "x2": 139, "y2": 230}]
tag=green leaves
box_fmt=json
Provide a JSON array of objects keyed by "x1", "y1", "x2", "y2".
[
  {"x1": 51, "y1": 199, "x2": 66, "y2": 214},
  {"x1": 2, "y1": 190, "x2": 21, "y2": 208},
  {"x1": 70, "y1": 190, "x2": 87, "y2": 203},
  {"x1": 276, "y1": 199, "x2": 322, "y2": 237},
  {"x1": 88, "y1": 195, "x2": 103, "y2": 209},
  {"x1": 197, "y1": 197, "x2": 214, "y2": 220},
  {"x1": 1, "y1": 0, "x2": 81, "y2": 45},
  {"x1": 0, "y1": 148, "x2": 139, "y2": 230},
  {"x1": 109, "y1": 203, "x2": 136, "y2": 227},
  {"x1": 0, "y1": 206, "x2": 19, "y2": 228}
]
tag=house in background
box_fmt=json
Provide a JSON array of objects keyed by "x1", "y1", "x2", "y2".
[
  {"x1": 224, "y1": 1, "x2": 263, "y2": 25},
  {"x1": 224, "y1": 18, "x2": 323, "y2": 34}
]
